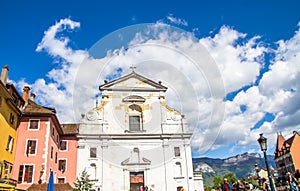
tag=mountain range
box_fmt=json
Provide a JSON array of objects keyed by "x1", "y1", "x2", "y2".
[{"x1": 192, "y1": 152, "x2": 276, "y2": 186}]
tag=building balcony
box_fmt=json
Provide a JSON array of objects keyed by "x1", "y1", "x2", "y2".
[{"x1": 0, "y1": 177, "x2": 17, "y2": 186}]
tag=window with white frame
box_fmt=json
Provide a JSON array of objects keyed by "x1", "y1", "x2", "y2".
[
  {"x1": 28, "y1": 119, "x2": 39, "y2": 130},
  {"x1": 18, "y1": 165, "x2": 34, "y2": 183},
  {"x1": 58, "y1": 177, "x2": 66, "y2": 183},
  {"x1": 26, "y1": 140, "x2": 37, "y2": 156},
  {"x1": 6, "y1": 135, "x2": 14, "y2": 152},
  {"x1": 58, "y1": 159, "x2": 67, "y2": 173}
]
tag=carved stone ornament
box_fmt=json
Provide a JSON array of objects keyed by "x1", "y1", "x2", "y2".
[
  {"x1": 86, "y1": 110, "x2": 98, "y2": 121},
  {"x1": 171, "y1": 113, "x2": 181, "y2": 121}
]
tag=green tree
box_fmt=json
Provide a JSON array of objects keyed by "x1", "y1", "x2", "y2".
[
  {"x1": 213, "y1": 176, "x2": 223, "y2": 189},
  {"x1": 205, "y1": 186, "x2": 213, "y2": 191},
  {"x1": 74, "y1": 169, "x2": 93, "y2": 191},
  {"x1": 223, "y1": 172, "x2": 237, "y2": 184}
]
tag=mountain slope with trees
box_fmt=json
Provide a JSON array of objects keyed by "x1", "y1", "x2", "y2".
[{"x1": 193, "y1": 152, "x2": 276, "y2": 186}]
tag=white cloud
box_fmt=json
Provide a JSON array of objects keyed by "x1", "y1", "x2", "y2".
[
  {"x1": 166, "y1": 14, "x2": 188, "y2": 26},
  {"x1": 200, "y1": 26, "x2": 265, "y2": 93},
  {"x1": 258, "y1": 22, "x2": 300, "y2": 133},
  {"x1": 18, "y1": 18, "x2": 300, "y2": 157}
]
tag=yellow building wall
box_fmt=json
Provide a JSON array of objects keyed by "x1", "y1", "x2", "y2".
[
  {"x1": 0, "y1": 115, "x2": 17, "y2": 161},
  {"x1": 0, "y1": 93, "x2": 19, "y2": 179}
]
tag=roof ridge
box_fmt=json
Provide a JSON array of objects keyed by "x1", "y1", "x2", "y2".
[
  {"x1": 99, "y1": 71, "x2": 168, "y2": 91},
  {"x1": 23, "y1": 100, "x2": 57, "y2": 115}
]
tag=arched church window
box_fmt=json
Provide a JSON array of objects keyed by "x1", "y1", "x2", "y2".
[
  {"x1": 129, "y1": 116, "x2": 141, "y2": 131},
  {"x1": 175, "y1": 162, "x2": 182, "y2": 177},
  {"x1": 128, "y1": 104, "x2": 143, "y2": 132}
]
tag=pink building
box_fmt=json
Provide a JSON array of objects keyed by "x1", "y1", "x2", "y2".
[
  {"x1": 57, "y1": 123, "x2": 78, "y2": 187},
  {"x1": 11, "y1": 87, "x2": 78, "y2": 190}
]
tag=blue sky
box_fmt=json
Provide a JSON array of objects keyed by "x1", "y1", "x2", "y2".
[{"x1": 1, "y1": 0, "x2": 300, "y2": 159}]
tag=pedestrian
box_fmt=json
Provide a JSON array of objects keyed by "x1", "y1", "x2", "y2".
[
  {"x1": 248, "y1": 183, "x2": 253, "y2": 191},
  {"x1": 261, "y1": 178, "x2": 268, "y2": 191},
  {"x1": 236, "y1": 180, "x2": 244, "y2": 191},
  {"x1": 287, "y1": 172, "x2": 299, "y2": 191},
  {"x1": 243, "y1": 181, "x2": 249, "y2": 191},
  {"x1": 222, "y1": 178, "x2": 232, "y2": 191}
]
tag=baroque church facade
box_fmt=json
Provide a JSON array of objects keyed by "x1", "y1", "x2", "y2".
[{"x1": 77, "y1": 71, "x2": 203, "y2": 191}]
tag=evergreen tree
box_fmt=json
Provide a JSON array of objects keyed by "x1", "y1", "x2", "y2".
[{"x1": 74, "y1": 169, "x2": 93, "y2": 191}]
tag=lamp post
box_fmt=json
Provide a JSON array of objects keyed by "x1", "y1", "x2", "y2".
[{"x1": 257, "y1": 133, "x2": 276, "y2": 191}]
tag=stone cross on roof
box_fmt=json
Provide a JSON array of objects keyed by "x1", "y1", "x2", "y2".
[{"x1": 130, "y1": 64, "x2": 136, "y2": 72}]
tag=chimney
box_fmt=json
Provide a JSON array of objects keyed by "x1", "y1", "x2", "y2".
[
  {"x1": 23, "y1": 86, "x2": 30, "y2": 104},
  {"x1": 30, "y1": 93, "x2": 36, "y2": 102},
  {"x1": 1, "y1": 65, "x2": 9, "y2": 85}
]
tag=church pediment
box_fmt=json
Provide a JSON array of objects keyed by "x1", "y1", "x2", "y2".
[{"x1": 99, "y1": 71, "x2": 167, "y2": 92}]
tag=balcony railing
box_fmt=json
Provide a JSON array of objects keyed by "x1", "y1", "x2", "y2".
[{"x1": 0, "y1": 178, "x2": 17, "y2": 186}]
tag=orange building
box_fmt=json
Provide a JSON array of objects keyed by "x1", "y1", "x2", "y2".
[{"x1": 274, "y1": 131, "x2": 300, "y2": 178}]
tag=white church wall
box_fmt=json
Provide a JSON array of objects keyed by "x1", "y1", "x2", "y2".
[{"x1": 76, "y1": 72, "x2": 202, "y2": 191}]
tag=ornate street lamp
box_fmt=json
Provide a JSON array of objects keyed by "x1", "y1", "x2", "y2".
[{"x1": 257, "y1": 133, "x2": 276, "y2": 191}]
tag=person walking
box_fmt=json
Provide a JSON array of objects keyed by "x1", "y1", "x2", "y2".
[
  {"x1": 261, "y1": 178, "x2": 268, "y2": 191},
  {"x1": 287, "y1": 172, "x2": 298, "y2": 191},
  {"x1": 222, "y1": 178, "x2": 232, "y2": 191},
  {"x1": 236, "y1": 180, "x2": 245, "y2": 191}
]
